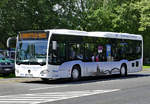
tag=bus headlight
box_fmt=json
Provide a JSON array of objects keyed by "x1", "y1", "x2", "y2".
[{"x1": 40, "y1": 70, "x2": 49, "y2": 75}]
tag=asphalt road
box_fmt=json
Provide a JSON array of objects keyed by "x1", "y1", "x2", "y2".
[{"x1": 0, "y1": 70, "x2": 150, "y2": 104}]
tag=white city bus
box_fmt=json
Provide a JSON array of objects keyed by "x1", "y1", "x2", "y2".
[{"x1": 15, "y1": 29, "x2": 143, "y2": 81}]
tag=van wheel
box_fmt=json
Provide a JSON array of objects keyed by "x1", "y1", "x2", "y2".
[
  {"x1": 120, "y1": 65, "x2": 127, "y2": 77},
  {"x1": 71, "y1": 66, "x2": 81, "y2": 80}
]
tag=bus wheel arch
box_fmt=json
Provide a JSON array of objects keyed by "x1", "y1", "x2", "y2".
[
  {"x1": 71, "y1": 64, "x2": 81, "y2": 80},
  {"x1": 120, "y1": 63, "x2": 128, "y2": 77}
]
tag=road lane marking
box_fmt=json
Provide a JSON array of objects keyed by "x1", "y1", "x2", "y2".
[
  {"x1": 0, "y1": 89, "x2": 120, "y2": 104},
  {"x1": 29, "y1": 78, "x2": 122, "y2": 91},
  {"x1": 0, "y1": 101, "x2": 37, "y2": 103},
  {"x1": 29, "y1": 85, "x2": 69, "y2": 91}
]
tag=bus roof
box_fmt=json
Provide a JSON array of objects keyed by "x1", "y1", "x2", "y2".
[
  {"x1": 46, "y1": 29, "x2": 142, "y2": 40},
  {"x1": 25, "y1": 29, "x2": 142, "y2": 40}
]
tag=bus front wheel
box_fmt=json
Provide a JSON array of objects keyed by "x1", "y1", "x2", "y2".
[
  {"x1": 71, "y1": 66, "x2": 81, "y2": 81},
  {"x1": 120, "y1": 65, "x2": 127, "y2": 77}
]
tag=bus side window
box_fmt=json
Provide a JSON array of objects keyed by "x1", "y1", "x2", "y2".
[
  {"x1": 84, "y1": 43, "x2": 95, "y2": 62},
  {"x1": 76, "y1": 43, "x2": 84, "y2": 60},
  {"x1": 69, "y1": 44, "x2": 76, "y2": 60},
  {"x1": 48, "y1": 42, "x2": 51, "y2": 63},
  {"x1": 58, "y1": 42, "x2": 66, "y2": 62},
  {"x1": 48, "y1": 42, "x2": 56, "y2": 64}
]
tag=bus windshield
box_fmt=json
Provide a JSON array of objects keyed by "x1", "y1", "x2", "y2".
[{"x1": 16, "y1": 40, "x2": 48, "y2": 66}]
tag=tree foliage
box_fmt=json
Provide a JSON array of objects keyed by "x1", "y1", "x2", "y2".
[{"x1": 0, "y1": 0, "x2": 150, "y2": 59}]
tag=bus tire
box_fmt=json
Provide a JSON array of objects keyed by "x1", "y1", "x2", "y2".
[
  {"x1": 120, "y1": 64, "x2": 127, "y2": 77},
  {"x1": 71, "y1": 66, "x2": 81, "y2": 81}
]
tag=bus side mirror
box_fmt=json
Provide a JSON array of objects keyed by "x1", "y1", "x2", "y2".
[{"x1": 52, "y1": 41, "x2": 57, "y2": 50}]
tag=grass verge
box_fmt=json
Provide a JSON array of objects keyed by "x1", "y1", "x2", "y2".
[
  {"x1": 143, "y1": 64, "x2": 150, "y2": 69},
  {"x1": 143, "y1": 66, "x2": 150, "y2": 69}
]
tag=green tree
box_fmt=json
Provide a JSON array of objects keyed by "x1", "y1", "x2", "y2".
[
  {"x1": 0, "y1": 0, "x2": 60, "y2": 48},
  {"x1": 137, "y1": 0, "x2": 150, "y2": 59},
  {"x1": 112, "y1": 2, "x2": 141, "y2": 34},
  {"x1": 0, "y1": 0, "x2": 150, "y2": 61}
]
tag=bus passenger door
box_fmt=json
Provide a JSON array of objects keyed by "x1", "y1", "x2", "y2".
[{"x1": 83, "y1": 43, "x2": 98, "y2": 76}]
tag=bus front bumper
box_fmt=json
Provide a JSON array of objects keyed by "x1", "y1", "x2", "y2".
[{"x1": 15, "y1": 69, "x2": 60, "y2": 79}]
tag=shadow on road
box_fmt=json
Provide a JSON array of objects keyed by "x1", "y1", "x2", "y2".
[{"x1": 22, "y1": 73, "x2": 150, "y2": 85}]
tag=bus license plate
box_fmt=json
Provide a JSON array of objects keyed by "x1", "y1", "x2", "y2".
[{"x1": 25, "y1": 74, "x2": 33, "y2": 77}]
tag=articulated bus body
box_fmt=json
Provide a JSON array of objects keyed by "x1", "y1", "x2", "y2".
[{"x1": 15, "y1": 29, "x2": 143, "y2": 80}]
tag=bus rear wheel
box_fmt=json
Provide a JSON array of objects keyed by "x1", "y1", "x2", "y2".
[
  {"x1": 71, "y1": 66, "x2": 81, "y2": 81},
  {"x1": 120, "y1": 65, "x2": 127, "y2": 77}
]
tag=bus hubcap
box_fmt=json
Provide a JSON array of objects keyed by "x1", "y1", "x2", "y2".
[
  {"x1": 121, "y1": 66, "x2": 126, "y2": 76},
  {"x1": 72, "y1": 69, "x2": 79, "y2": 79}
]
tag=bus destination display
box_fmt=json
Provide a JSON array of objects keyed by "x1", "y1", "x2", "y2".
[{"x1": 19, "y1": 33, "x2": 48, "y2": 40}]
